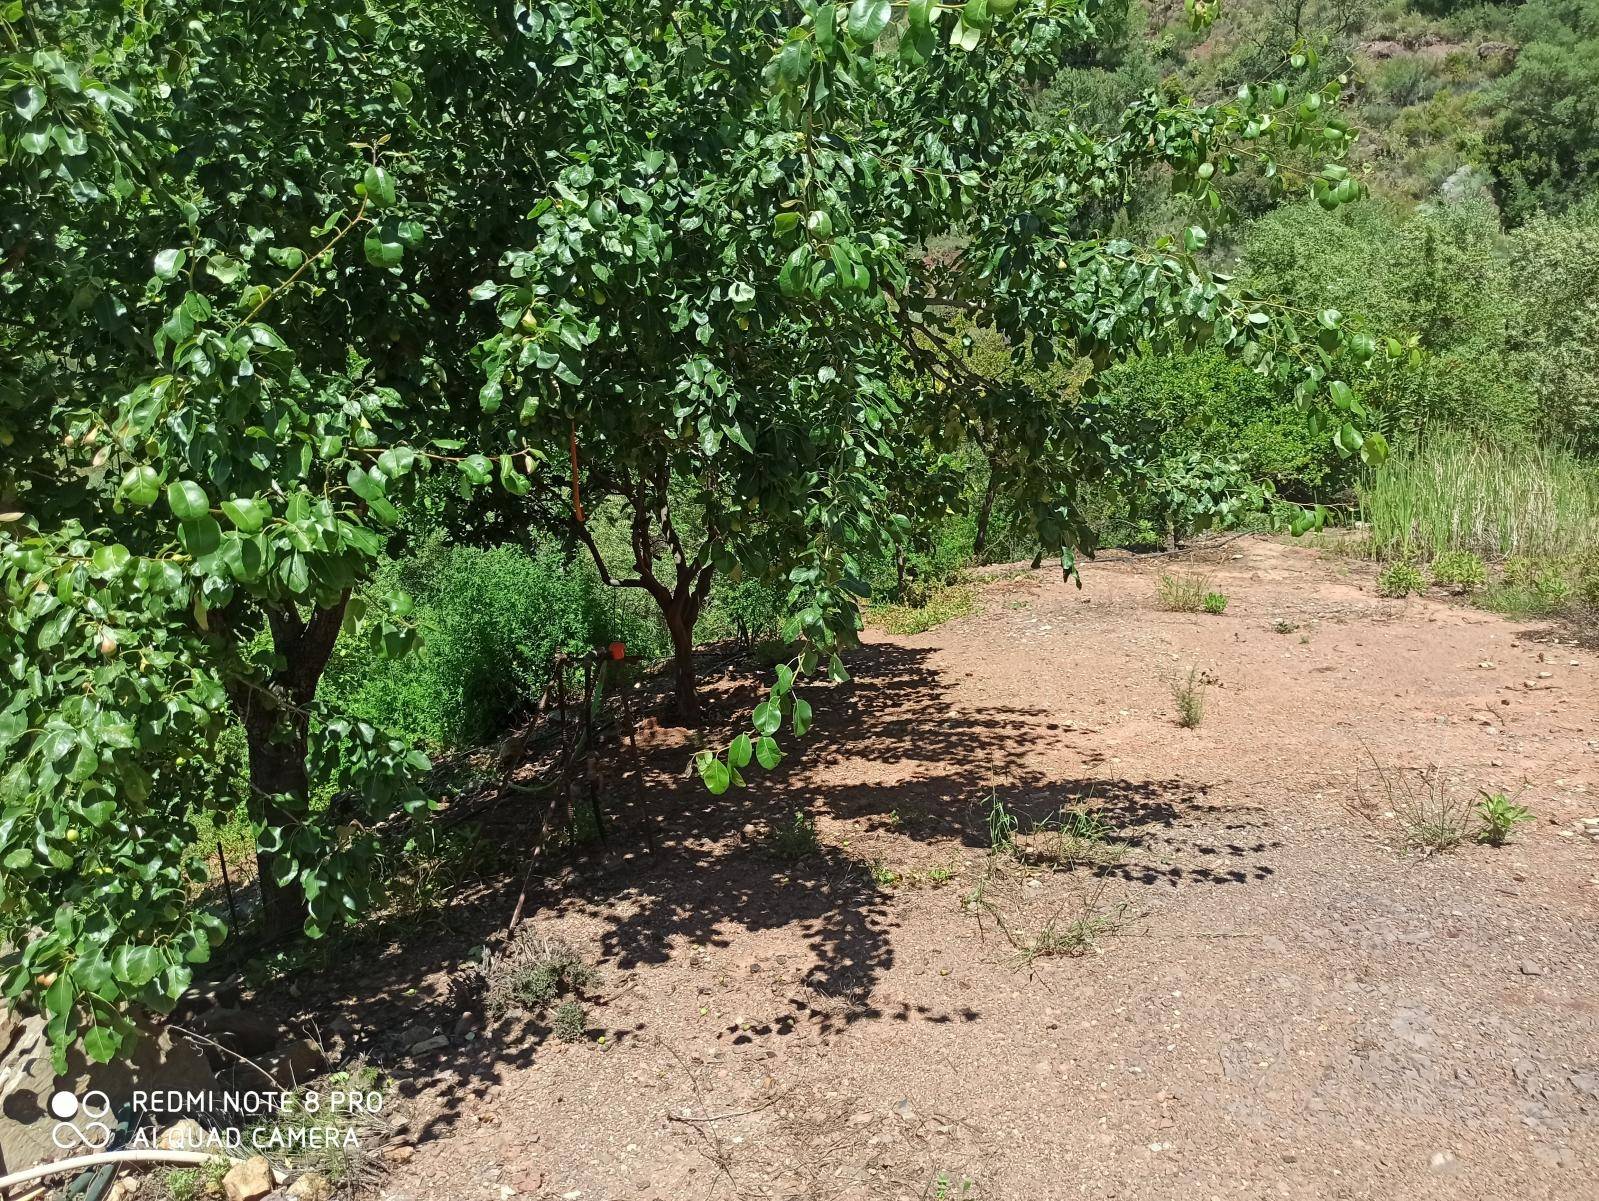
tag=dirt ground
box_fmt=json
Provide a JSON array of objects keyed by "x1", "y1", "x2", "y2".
[{"x1": 273, "y1": 536, "x2": 1599, "y2": 1201}]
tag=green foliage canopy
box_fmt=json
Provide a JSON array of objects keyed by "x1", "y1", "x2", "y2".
[{"x1": 3, "y1": 0, "x2": 1378, "y2": 1068}]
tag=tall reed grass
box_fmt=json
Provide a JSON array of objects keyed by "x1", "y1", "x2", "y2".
[{"x1": 1358, "y1": 429, "x2": 1599, "y2": 560}]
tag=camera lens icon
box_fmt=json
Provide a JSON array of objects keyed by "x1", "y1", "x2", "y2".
[{"x1": 50, "y1": 1089, "x2": 114, "y2": 1151}]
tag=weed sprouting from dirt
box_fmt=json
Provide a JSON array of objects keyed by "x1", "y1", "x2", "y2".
[
  {"x1": 966, "y1": 863, "x2": 1130, "y2": 968},
  {"x1": 1158, "y1": 572, "x2": 1211, "y2": 612},
  {"x1": 1018, "y1": 807, "x2": 1128, "y2": 871},
  {"x1": 767, "y1": 810, "x2": 821, "y2": 863},
  {"x1": 1430, "y1": 549, "x2": 1487, "y2": 592},
  {"x1": 163, "y1": 1160, "x2": 230, "y2": 1201},
  {"x1": 1202, "y1": 591, "x2": 1230, "y2": 615},
  {"x1": 1171, "y1": 667, "x2": 1208, "y2": 728},
  {"x1": 984, "y1": 791, "x2": 1018, "y2": 855},
  {"x1": 551, "y1": 999, "x2": 588, "y2": 1042},
  {"x1": 1013, "y1": 903, "x2": 1127, "y2": 965},
  {"x1": 1377, "y1": 560, "x2": 1427, "y2": 599},
  {"x1": 479, "y1": 931, "x2": 597, "y2": 1023},
  {"x1": 932, "y1": 1170, "x2": 980, "y2": 1199},
  {"x1": 1272, "y1": 618, "x2": 1299, "y2": 634},
  {"x1": 1476, "y1": 791, "x2": 1533, "y2": 846},
  {"x1": 160, "y1": 1061, "x2": 402, "y2": 1197},
  {"x1": 1352, "y1": 751, "x2": 1482, "y2": 855}
]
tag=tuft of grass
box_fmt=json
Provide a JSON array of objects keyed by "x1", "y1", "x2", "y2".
[
  {"x1": 932, "y1": 1172, "x2": 979, "y2": 1200},
  {"x1": 984, "y1": 790, "x2": 1019, "y2": 855},
  {"x1": 1358, "y1": 428, "x2": 1599, "y2": 564},
  {"x1": 1272, "y1": 618, "x2": 1299, "y2": 634},
  {"x1": 1377, "y1": 560, "x2": 1427, "y2": 598},
  {"x1": 1020, "y1": 807, "x2": 1128, "y2": 871},
  {"x1": 871, "y1": 583, "x2": 976, "y2": 635},
  {"x1": 1353, "y1": 753, "x2": 1476, "y2": 856},
  {"x1": 551, "y1": 999, "x2": 588, "y2": 1042},
  {"x1": 767, "y1": 810, "x2": 820, "y2": 863},
  {"x1": 1157, "y1": 572, "x2": 1211, "y2": 612},
  {"x1": 479, "y1": 932, "x2": 597, "y2": 1022},
  {"x1": 1429, "y1": 549, "x2": 1487, "y2": 592},
  {"x1": 1202, "y1": 591, "x2": 1229, "y2": 615},
  {"x1": 1480, "y1": 555, "x2": 1580, "y2": 616},
  {"x1": 1015, "y1": 905, "x2": 1126, "y2": 964},
  {"x1": 1475, "y1": 791, "x2": 1533, "y2": 846},
  {"x1": 1171, "y1": 667, "x2": 1208, "y2": 728}
]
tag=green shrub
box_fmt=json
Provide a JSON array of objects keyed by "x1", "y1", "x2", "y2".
[
  {"x1": 551, "y1": 1000, "x2": 588, "y2": 1042},
  {"x1": 1578, "y1": 550, "x2": 1599, "y2": 606},
  {"x1": 1476, "y1": 792, "x2": 1533, "y2": 846},
  {"x1": 871, "y1": 584, "x2": 976, "y2": 635},
  {"x1": 700, "y1": 575, "x2": 788, "y2": 645},
  {"x1": 1171, "y1": 667, "x2": 1207, "y2": 728},
  {"x1": 1093, "y1": 350, "x2": 1339, "y2": 493},
  {"x1": 1429, "y1": 549, "x2": 1487, "y2": 591},
  {"x1": 1157, "y1": 572, "x2": 1211, "y2": 612},
  {"x1": 1378, "y1": 561, "x2": 1428, "y2": 598},
  {"x1": 1481, "y1": 555, "x2": 1581, "y2": 615},
  {"x1": 479, "y1": 932, "x2": 596, "y2": 1021},
  {"x1": 767, "y1": 811, "x2": 821, "y2": 863},
  {"x1": 323, "y1": 541, "x2": 668, "y2": 750},
  {"x1": 1202, "y1": 592, "x2": 1229, "y2": 615},
  {"x1": 1485, "y1": 0, "x2": 1599, "y2": 224}
]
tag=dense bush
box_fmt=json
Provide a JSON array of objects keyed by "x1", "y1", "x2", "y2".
[
  {"x1": 322, "y1": 543, "x2": 669, "y2": 750},
  {"x1": 1242, "y1": 196, "x2": 1543, "y2": 444},
  {"x1": 1485, "y1": 0, "x2": 1599, "y2": 223},
  {"x1": 1095, "y1": 351, "x2": 1341, "y2": 492},
  {"x1": 1506, "y1": 197, "x2": 1599, "y2": 451}
]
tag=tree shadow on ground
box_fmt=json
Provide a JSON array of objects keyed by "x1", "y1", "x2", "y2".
[{"x1": 247, "y1": 638, "x2": 1278, "y2": 1149}]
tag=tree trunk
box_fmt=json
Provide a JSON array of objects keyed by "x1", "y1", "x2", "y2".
[
  {"x1": 242, "y1": 713, "x2": 310, "y2": 942},
  {"x1": 662, "y1": 598, "x2": 699, "y2": 724},
  {"x1": 974, "y1": 473, "x2": 998, "y2": 561},
  {"x1": 227, "y1": 596, "x2": 349, "y2": 943}
]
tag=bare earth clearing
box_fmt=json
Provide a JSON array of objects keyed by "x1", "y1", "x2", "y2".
[{"x1": 274, "y1": 536, "x2": 1599, "y2": 1201}]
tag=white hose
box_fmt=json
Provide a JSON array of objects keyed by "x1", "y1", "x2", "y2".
[{"x1": 0, "y1": 1148, "x2": 238, "y2": 1193}]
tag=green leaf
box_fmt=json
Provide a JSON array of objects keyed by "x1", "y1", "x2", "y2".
[
  {"x1": 362, "y1": 164, "x2": 397, "y2": 208},
  {"x1": 364, "y1": 231, "x2": 404, "y2": 267},
  {"x1": 728, "y1": 733, "x2": 753, "y2": 769},
  {"x1": 907, "y1": 0, "x2": 933, "y2": 30},
  {"x1": 83, "y1": 1024, "x2": 122, "y2": 1064},
  {"x1": 90, "y1": 543, "x2": 131, "y2": 578},
  {"x1": 112, "y1": 946, "x2": 163, "y2": 988},
  {"x1": 459, "y1": 454, "x2": 494, "y2": 485},
  {"x1": 846, "y1": 0, "x2": 892, "y2": 43},
  {"x1": 153, "y1": 249, "x2": 186, "y2": 280},
  {"x1": 179, "y1": 515, "x2": 221, "y2": 556},
  {"x1": 11, "y1": 85, "x2": 44, "y2": 121},
  {"x1": 166, "y1": 480, "x2": 209, "y2": 521},
  {"x1": 792, "y1": 696, "x2": 814, "y2": 737},
  {"x1": 120, "y1": 465, "x2": 161, "y2": 507},
  {"x1": 755, "y1": 736, "x2": 783, "y2": 770},
  {"x1": 696, "y1": 751, "x2": 731, "y2": 795},
  {"x1": 220, "y1": 497, "x2": 267, "y2": 533},
  {"x1": 205, "y1": 254, "x2": 245, "y2": 285},
  {"x1": 752, "y1": 699, "x2": 782, "y2": 736}
]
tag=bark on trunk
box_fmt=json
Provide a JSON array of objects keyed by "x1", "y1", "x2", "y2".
[
  {"x1": 228, "y1": 596, "x2": 349, "y2": 942},
  {"x1": 974, "y1": 474, "x2": 998, "y2": 561},
  {"x1": 663, "y1": 599, "x2": 700, "y2": 724},
  {"x1": 242, "y1": 715, "x2": 310, "y2": 941}
]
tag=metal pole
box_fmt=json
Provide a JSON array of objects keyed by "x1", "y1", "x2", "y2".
[{"x1": 216, "y1": 841, "x2": 240, "y2": 933}]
